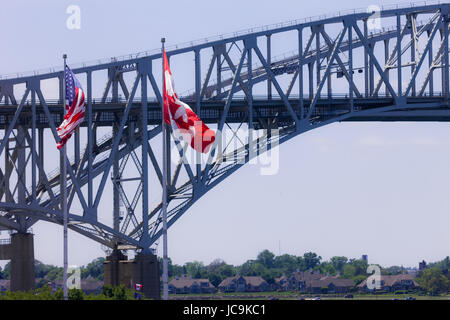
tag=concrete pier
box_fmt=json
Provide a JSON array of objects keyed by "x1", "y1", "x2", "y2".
[
  {"x1": 104, "y1": 249, "x2": 160, "y2": 300},
  {"x1": 0, "y1": 233, "x2": 35, "y2": 292}
]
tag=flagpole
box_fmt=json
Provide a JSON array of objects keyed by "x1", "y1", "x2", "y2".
[
  {"x1": 161, "y1": 38, "x2": 169, "y2": 300},
  {"x1": 62, "y1": 54, "x2": 68, "y2": 300}
]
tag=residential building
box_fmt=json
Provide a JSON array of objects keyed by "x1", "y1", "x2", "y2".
[
  {"x1": 274, "y1": 275, "x2": 288, "y2": 291},
  {"x1": 357, "y1": 274, "x2": 419, "y2": 293},
  {"x1": 168, "y1": 276, "x2": 216, "y2": 294},
  {"x1": 218, "y1": 275, "x2": 269, "y2": 292},
  {"x1": 286, "y1": 270, "x2": 323, "y2": 291},
  {"x1": 308, "y1": 277, "x2": 355, "y2": 294}
]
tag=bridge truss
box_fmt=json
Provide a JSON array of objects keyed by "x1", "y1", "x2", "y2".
[{"x1": 0, "y1": 3, "x2": 449, "y2": 252}]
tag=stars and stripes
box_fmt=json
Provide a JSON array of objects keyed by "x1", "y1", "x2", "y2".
[
  {"x1": 56, "y1": 65, "x2": 86, "y2": 150},
  {"x1": 163, "y1": 50, "x2": 215, "y2": 153}
]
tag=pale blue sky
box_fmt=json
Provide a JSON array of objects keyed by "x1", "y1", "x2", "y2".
[{"x1": 1, "y1": 0, "x2": 449, "y2": 269}]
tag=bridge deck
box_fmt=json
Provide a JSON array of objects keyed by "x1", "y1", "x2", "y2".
[{"x1": 0, "y1": 96, "x2": 449, "y2": 130}]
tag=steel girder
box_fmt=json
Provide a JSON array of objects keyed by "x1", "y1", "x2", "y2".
[{"x1": 0, "y1": 3, "x2": 449, "y2": 252}]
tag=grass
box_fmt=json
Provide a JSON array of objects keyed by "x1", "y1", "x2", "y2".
[{"x1": 168, "y1": 291, "x2": 450, "y2": 300}]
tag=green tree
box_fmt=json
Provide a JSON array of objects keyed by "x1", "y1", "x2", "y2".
[
  {"x1": 185, "y1": 261, "x2": 207, "y2": 278},
  {"x1": 207, "y1": 259, "x2": 226, "y2": 273},
  {"x1": 81, "y1": 257, "x2": 105, "y2": 280},
  {"x1": 318, "y1": 261, "x2": 337, "y2": 276},
  {"x1": 274, "y1": 254, "x2": 299, "y2": 274},
  {"x1": 34, "y1": 260, "x2": 53, "y2": 279},
  {"x1": 239, "y1": 260, "x2": 268, "y2": 277},
  {"x1": 35, "y1": 285, "x2": 55, "y2": 300},
  {"x1": 417, "y1": 268, "x2": 449, "y2": 295},
  {"x1": 45, "y1": 267, "x2": 63, "y2": 281},
  {"x1": 208, "y1": 273, "x2": 222, "y2": 288},
  {"x1": 261, "y1": 269, "x2": 281, "y2": 285},
  {"x1": 54, "y1": 288, "x2": 64, "y2": 300},
  {"x1": 112, "y1": 285, "x2": 128, "y2": 300},
  {"x1": 429, "y1": 256, "x2": 450, "y2": 271},
  {"x1": 302, "y1": 252, "x2": 321, "y2": 270},
  {"x1": 218, "y1": 264, "x2": 235, "y2": 279},
  {"x1": 2, "y1": 262, "x2": 10, "y2": 279},
  {"x1": 349, "y1": 259, "x2": 368, "y2": 277},
  {"x1": 0, "y1": 266, "x2": 3, "y2": 279},
  {"x1": 68, "y1": 288, "x2": 85, "y2": 300},
  {"x1": 330, "y1": 256, "x2": 348, "y2": 273},
  {"x1": 102, "y1": 285, "x2": 114, "y2": 298},
  {"x1": 342, "y1": 264, "x2": 356, "y2": 278},
  {"x1": 239, "y1": 260, "x2": 256, "y2": 275},
  {"x1": 257, "y1": 250, "x2": 275, "y2": 269}
]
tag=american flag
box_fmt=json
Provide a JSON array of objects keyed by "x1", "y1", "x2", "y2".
[{"x1": 56, "y1": 65, "x2": 86, "y2": 149}]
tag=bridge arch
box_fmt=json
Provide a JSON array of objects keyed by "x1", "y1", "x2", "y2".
[{"x1": 0, "y1": 3, "x2": 449, "y2": 252}]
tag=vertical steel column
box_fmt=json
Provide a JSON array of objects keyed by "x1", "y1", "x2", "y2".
[
  {"x1": 327, "y1": 54, "x2": 332, "y2": 100},
  {"x1": 216, "y1": 52, "x2": 222, "y2": 96},
  {"x1": 38, "y1": 128, "x2": 44, "y2": 185},
  {"x1": 298, "y1": 28, "x2": 304, "y2": 119},
  {"x1": 316, "y1": 27, "x2": 321, "y2": 89},
  {"x1": 112, "y1": 123, "x2": 120, "y2": 235},
  {"x1": 141, "y1": 68, "x2": 149, "y2": 246},
  {"x1": 384, "y1": 39, "x2": 390, "y2": 97},
  {"x1": 17, "y1": 125, "x2": 26, "y2": 231},
  {"x1": 31, "y1": 88, "x2": 36, "y2": 202},
  {"x1": 5, "y1": 138, "x2": 11, "y2": 203},
  {"x1": 248, "y1": 48, "x2": 253, "y2": 124},
  {"x1": 308, "y1": 63, "x2": 314, "y2": 99},
  {"x1": 348, "y1": 26, "x2": 354, "y2": 112},
  {"x1": 267, "y1": 34, "x2": 272, "y2": 99},
  {"x1": 112, "y1": 69, "x2": 119, "y2": 103},
  {"x1": 364, "y1": 20, "x2": 369, "y2": 97},
  {"x1": 410, "y1": 15, "x2": 417, "y2": 96},
  {"x1": 427, "y1": 29, "x2": 434, "y2": 96},
  {"x1": 87, "y1": 71, "x2": 93, "y2": 211},
  {"x1": 369, "y1": 41, "x2": 375, "y2": 96},
  {"x1": 74, "y1": 128, "x2": 80, "y2": 166},
  {"x1": 59, "y1": 76, "x2": 64, "y2": 104},
  {"x1": 397, "y1": 14, "x2": 402, "y2": 96},
  {"x1": 440, "y1": 28, "x2": 445, "y2": 96},
  {"x1": 247, "y1": 45, "x2": 255, "y2": 161},
  {"x1": 444, "y1": 14, "x2": 449, "y2": 99},
  {"x1": 194, "y1": 50, "x2": 201, "y2": 181}
]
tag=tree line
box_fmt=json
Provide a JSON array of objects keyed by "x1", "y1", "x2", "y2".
[{"x1": 1, "y1": 251, "x2": 448, "y2": 294}]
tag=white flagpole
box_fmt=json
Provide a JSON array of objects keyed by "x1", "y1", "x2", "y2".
[
  {"x1": 161, "y1": 38, "x2": 169, "y2": 300},
  {"x1": 62, "y1": 54, "x2": 68, "y2": 300}
]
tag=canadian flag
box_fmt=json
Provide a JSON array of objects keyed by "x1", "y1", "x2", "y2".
[{"x1": 163, "y1": 50, "x2": 215, "y2": 153}]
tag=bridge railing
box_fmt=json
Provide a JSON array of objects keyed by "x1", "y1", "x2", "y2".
[
  {"x1": 0, "y1": 90, "x2": 446, "y2": 109},
  {"x1": 0, "y1": 1, "x2": 444, "y2": 81}
]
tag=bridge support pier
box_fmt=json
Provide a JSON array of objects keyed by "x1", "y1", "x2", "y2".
[
  {"x1": 0, "y1": 233, "x2": 35, "y2": 292},
  {"x1": 104, "y1": 249, "x2": 160, "y2": 299}
]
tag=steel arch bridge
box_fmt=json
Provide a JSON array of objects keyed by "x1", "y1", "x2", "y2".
[{"x1": 0, "y1": 2, "x2": 449, "y2": 253}]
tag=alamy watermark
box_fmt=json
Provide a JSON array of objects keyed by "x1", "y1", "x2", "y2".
[
  {"x1": 367, "y1": 5, "x2": 381, "y2": 31},
  {"x1": 366, "y1": 264, "x2": 382, "y2": 290},
  {"x1": 170, "y1": 125, "x2": 280, "y2": 176},
  {"x1": 67, "y1": 265, "x2": 81, "y2": 290},
  {"x1": 66, "y1": 5, "x2": 81, "y2": 30}
]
